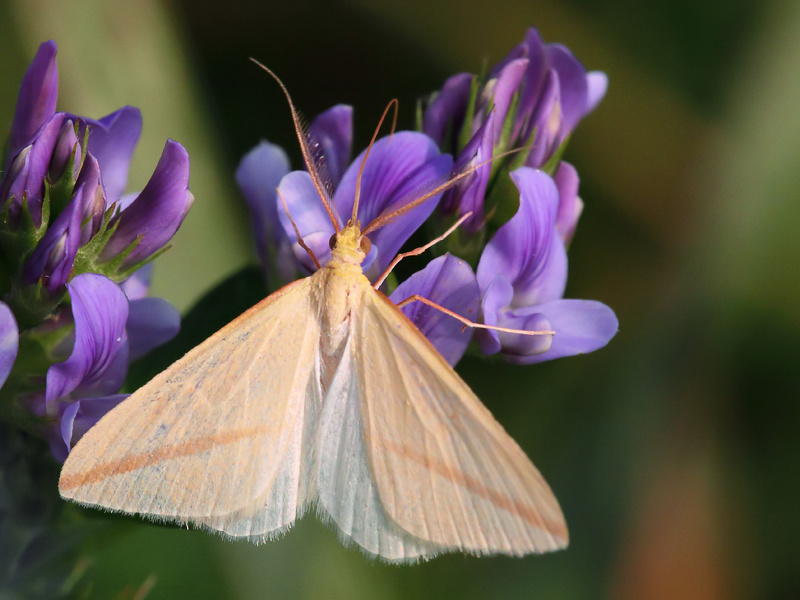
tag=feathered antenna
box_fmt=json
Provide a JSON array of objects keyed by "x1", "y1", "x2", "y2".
[{"x1": 250, "y1": 58, "x2": 341, "y2": 232}]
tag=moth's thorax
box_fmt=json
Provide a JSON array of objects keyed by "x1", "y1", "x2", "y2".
[
  {"x1": 328, "y1": 224, "x2": 367, "y2": 267},
  {"x1": 318, "y1": 254, "x2": 369, "y2": 358}
]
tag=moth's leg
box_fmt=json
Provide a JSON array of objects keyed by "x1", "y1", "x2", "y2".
[
  {"x1": 278, "y1": 188, "x2": 322, "y2": 270},
  {"x1": 394, "y1": 294, "x2": 556, "y2": 338},
  {"x1": 373, "y1": 212, "x2": 472, "y2": 289}
]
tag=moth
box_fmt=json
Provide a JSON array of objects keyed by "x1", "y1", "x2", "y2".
[{"x1": 59, "y1": 63, "x2": 568, "y2": 562}]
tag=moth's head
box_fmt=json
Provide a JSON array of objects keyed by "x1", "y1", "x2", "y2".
[{"x1": 329, "y1": 224, "x2": 372, "y2": 266}]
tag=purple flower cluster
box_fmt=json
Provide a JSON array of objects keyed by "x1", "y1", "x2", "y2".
[
  {"x1": 237, "y1": 28, "x2": 617, "y2": 367},
  {"x1": 0, "y1": 42, "x2": 191, "y2": 460},
  {"x1": 423, "y1": 28, "x2": 607, "y2": 236}
]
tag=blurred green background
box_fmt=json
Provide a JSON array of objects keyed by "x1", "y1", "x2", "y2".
[{"x1": 2, "y1": 0, "x2": 799, "y2": 598}]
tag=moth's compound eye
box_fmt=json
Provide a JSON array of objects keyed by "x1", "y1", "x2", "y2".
[
  {"x1": 359, "y1": 236, "x2": 372, "y2": 255},
  {"x1": 329, "y1": 233, "x2": 337, "y2": 249}
]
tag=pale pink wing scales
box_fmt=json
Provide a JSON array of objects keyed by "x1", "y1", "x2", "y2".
[
  {"x1": 200, "y1": 361, "x2": 317, "y2": 540},
  {"x1": 59, "y1": 277, "x2": 319, "y2": 534},
  {"x1": 315, "y1": 335, "x2": 440, "y2": 561},
  {"x1": 355, "y1": 292, "x2": 569, "y2": 556}
]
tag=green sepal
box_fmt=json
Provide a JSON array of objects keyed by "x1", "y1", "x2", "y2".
[
  {"x1": 414, "y1": 97, "x2": 424, "y2": 133},
  {"x1": 70, "y1": 205, "x2": 123, "y2": 278},
  {"x1": 381, "y1": 271, "x2": 399, "y2": 297},
  {"x1": 456, "y1": 75, "x2": 481, "y2": 154},
  {"x1": 508, "y1": 124, "x2": 538, "y2": 172},
  {"x1": 486, "y1": 170, "x2": 521, "y2": 231},
  {"x1": 110, "y1": 243, "x2": 168, "y2": 283},
  {"x1": 438, "y1": 213, "x2": 486, "y2": 268},
  {"x1": 0, "y1": 191, "x2": 51, "y2": 270},
  {"x1": 494, "y1": 90, "x2": 520, "y2": 156},
  {"x1": 541, "y1": 134, "x2": 571, "y2": 176},
  {"x1": 70, "y1": 203, "x2": 165, "y2": 284},
  {"x1": 5, "y1": 277, "x2": 65, "y2": 330},
  {"x1": 0, "y1": 321, "x2": 72, "y2": 431}
]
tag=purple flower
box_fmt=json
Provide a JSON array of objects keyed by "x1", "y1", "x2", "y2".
[
  {"x1": 0, "y1": 41, "x2": 184, "y2": 459},
  {"x1": 100, "y1": 139, "x2": 193, "y2": 269},
  {"x1": 476, "y1": 167, "x2": 617, "y2": 363},
  {"x1": 0, "y1": 113, "x2": 67, "y2": 227},
  {"x1": 487, "y1": 28, "x2": 607, "y2": 165},
  {"x1": 389, "y1": 253, "x2": 480, "y2": 365},
  {"x1": 22, "y1": 176, "x2": 84, "y2": 294},
  {"x1": 552, "y1": 161, "x2": 583, "y2": 246},
  {"x1": 277, "y1": 131, "x2": 452, "y2": 279},
  {"x1": 16, "y1": 269, "x2": 178, "y2": 461},
  {"x1": 423, "y1": 73, "x2": 473, "y2": 150},
  {"x1": 70, "y1": 105, "x2": 142, "y2": 205},
  {"x1": 237, "y1": 105, "x2": 352, "y2": 284},
  {"x1": 0, "y1": 41, "x2": 193, "y2": 303},
  {"x1": 120, "y1": 265, "x2": 180, "y2": 360},
  {"x1": 239, "y1": 109, "x2": 488, "y2": 361},
  {"x1": 237, "y1": 39, "x2": 615, "y2": 370},
  {"x1": 422, "y1": 27, "x2": 606, "y2": 234},
  {"x1": 0, "y1": 303, "x2": 19, "y2": 389},
  {"x1": 8, "y1": 40, "x2": 58, "y2": 159},
  {"x1": 38, "y1": 274, "x2": 131, "y2": 460}
]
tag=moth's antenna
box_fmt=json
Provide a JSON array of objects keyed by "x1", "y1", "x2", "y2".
[
  {"x1": 278, "y1": 188, "x2": 322, "y2": 270},
  {"x1": 250, "y1": 58, "x2": 340, "y2": 232},
  {"x1": 350, "y1": 99, "x2": 399, "y2": 226},
  {"x1": 362, "y1": 147, "x2": 523, "y2": 236}
]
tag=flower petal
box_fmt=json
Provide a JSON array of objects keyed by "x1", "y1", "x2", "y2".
[
  {"x1": 309, "y1": 105, "x2": 353, "y2": 188},
  {"x1": 2, "y1": 113, "x2": 68, "y2": 226},
  {"x1": 525, "y1": 69, "x2": 560, "y2": 167},
  {"x1": 23, "y1": 184, "x2": 84, "y2": 294},
  {"x1": 546, "y1": 44, "x2": 590, "y2": 134},
  {"x1": 336, "y1": 132, "x2": 453, "y2": 273},
  {"x1": 73, "y1": 106, "x2": 143, "y2": 204},
  {"x1": 493, "y1": 311, "x2": 554, "y2": 358},
  {"x1": 514, "y1": 29, "x2": 549, "y2": 134},
  {"x1": 119, "y1": 264, "x2": 153, "y2": 301},
  {"x1": 476, "y1": 274, "x2": 513, "y2": 356},
  {"x1": 45, "y1": 274, "x2": 129, "y2": 405},
  {"x1": 586, "y1": 71, "x2": 608, "y2": 113},
  {"x1": 0, "y1": 302, "x2": 19, "y2": 389},
  {"x1": 277, "y1": 170, "x2": 338, "y2": 272},
  {"x1": 54, "y1": 394, "x2": 128, "y2": 461},
  {"x1": 236, "y1": 141, "x2": 291, "y2": 269},
  {"x1": 553, "y1": 161, "x2": 583, "y2": 246},
  {"x1": 389, "y1": 254, "x2": 480, "y2": 366},
  {"x1": 126, "y1": 297, "x2": 180, "y2": 360},
  {"x1": 103, "y1": 140, "x2": 192, "y2": 268},
  {"x1": 422, "y1": 72, "x2": 473, "y2": 148},
  {"x1": 49, "y1": 118, "x2": 81, "y2": 183},
  {"x1": 9, "y1": 41, "x2": 58, "y2": 158},
  {"x1": 483, "y1": 58, "x2": 528, "y2": 147},
  {"x1": 498, "y1": 299, "x2": 618, "y2": 364},
  {"x1": 441, "y1": 114, "x2": 494, "y2": 231},
  {"x1": 476, "y1": 167, "x2": 566, "y2": 306},
  {"x1": 76, "y1": 154, "x2": 106, "y2": 245}
]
